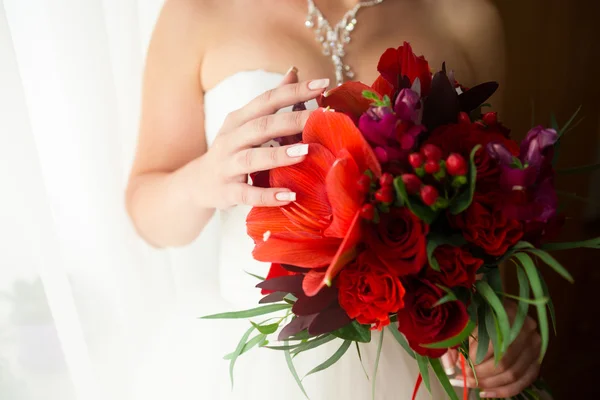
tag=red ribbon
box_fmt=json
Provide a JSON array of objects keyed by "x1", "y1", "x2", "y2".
[
  {"x1": 411, "y1": 373, "x2": 423, "y2": 400},
  {"x1": 460, "y1": 354, "x2": 468, "y2": 400}
]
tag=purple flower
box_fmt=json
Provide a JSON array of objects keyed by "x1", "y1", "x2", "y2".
[
  {"x1": 486, "y1": 126, "x2": 559, "y2": 223},
  {"x1": 358, "y1": 89, "x2": 424, "y2": 164}
]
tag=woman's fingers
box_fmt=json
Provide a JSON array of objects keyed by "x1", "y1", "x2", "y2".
[
  {"x1": 278, "y1": 66, "x2": 299, "y2": 87},
  {"x1": 229, "y1": 143, "x2": 309, "y2": 176},
  {"x1": 479, "y1": 359, "x2": 540, "y2": 398},
  {"x1": 231, "y1": 109, "x2": 313, "y2": 149},
  {"x1": 441, "y1": 350, "x2": 458, "y2": 375},
  {"x1": 228, "y1": 183, "x2": 296, "y2": 207},
  {"x1": 226, "y1": 78, "x2": 329, "y2": 128},
  {"x1": 469, "y1": 328, "x2": 531, "y2": 379}
]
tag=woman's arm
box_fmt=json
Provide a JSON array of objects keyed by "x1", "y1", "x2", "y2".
[{"x1": 126, "y1": 0, "x2": 213, "y2": 247}]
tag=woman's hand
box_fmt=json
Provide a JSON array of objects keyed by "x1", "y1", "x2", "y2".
[
  {"x1": 443, "y1": 301, "x2": 541, "y2": 398},
  {"x1": 188, "y1": 72, "x2": 330, "y2": 210}
]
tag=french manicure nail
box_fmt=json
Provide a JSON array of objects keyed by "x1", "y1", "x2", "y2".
[
  {"x1": 448, "y1": 378, "x2": 465, "y2": 387},
  {"x1": 444, "y1": 366, "x2": 456, "y2": 376},
  {"x1": 286, "y1": 144, "x2": 309, "y2": 157},
  {"x1": 480, "y1": 392, "x2": 497, "y2": 398},
  {"x1": 276, "y1": 192, "x2": 296, "y2": 202},
  {"x1": 308, "y1": 78, "x2": 330, "y2": 90},
  {"x1": 286, "y1": 66, "x2": 298, "y2": 76}
]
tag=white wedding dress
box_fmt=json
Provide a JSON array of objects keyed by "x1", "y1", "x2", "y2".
[{"x1": 132, "y1": 70, "x2": 451, "y2": 400}]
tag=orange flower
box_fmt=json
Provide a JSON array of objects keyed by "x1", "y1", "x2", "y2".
[{"x1": 246, "y1": 110, "x2": 381, "y2": 296}]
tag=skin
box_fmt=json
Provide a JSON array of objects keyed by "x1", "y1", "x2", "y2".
[{"x1": 126, "y1": 0, "x2": 538, "y2": 396}]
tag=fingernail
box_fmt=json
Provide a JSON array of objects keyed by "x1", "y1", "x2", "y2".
[
  {"x1": 308, "y1": 78, "x2": 330, "y2": 90},
  {"x1": 448, "y1": 378, "x2": 465, "y2": 387},
  {"x1": 286, "y1": 66, "x2": 298, "y2": 76},
  {"x1": 444, "y1": 366, "x2": 456, "y2": 376},
  {"x1": 276, "y1": 192, "x2": 296, "y2": 201},
  {"x1": 480, "y1": 392, "x2": 497, "y2": 398},
  {"x1": 286, "y1": 144, "x2": 309, "y2": 157}
]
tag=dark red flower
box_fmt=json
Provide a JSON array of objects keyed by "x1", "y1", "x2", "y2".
[
  {"x1": 396, "y1": 279, "x2": 470, "y2": 358},
  {"x1": 449, "y1": 193, "x2": 524, "y2": 256},
  {"x1": 338, "y1": 251, "x2": 405, "y2": 329},
  {"x1": 365, "y1": 207, "x2": 428, "y2": 275},
  {"x1": 426, "y1": 121, "x2": 519, "y2": 192},
  {"x1": 376, "y1": 42, "x2": 432, "y2": 96},
  {"x1": 424, "y1": 245, "x2": 483, "y2": 289},
  {"x1": 260, "y1": 263, "x2": 295, "y2": 295}
]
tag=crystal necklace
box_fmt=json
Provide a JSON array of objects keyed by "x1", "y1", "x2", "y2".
[{"x1": 305, "y1": 0, "x2": 385, "y2": 86}]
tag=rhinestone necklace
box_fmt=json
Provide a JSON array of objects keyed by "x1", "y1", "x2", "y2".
[{"x1": 305, "y1": 0, "x2": 385, "y2": 86}]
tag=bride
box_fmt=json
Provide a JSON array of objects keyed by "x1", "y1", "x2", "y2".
[{"x1": 126, "y1": 0, "x2": 542, "y2": 398}]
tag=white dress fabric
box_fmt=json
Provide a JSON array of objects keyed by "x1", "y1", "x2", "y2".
[{"x1": 133, "y1": 70, "x2": 450, "y2": 400}]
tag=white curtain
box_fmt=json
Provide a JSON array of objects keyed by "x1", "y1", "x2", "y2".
[{"x1": 0, "y1": 1, "x2": 222, "y2": 399}]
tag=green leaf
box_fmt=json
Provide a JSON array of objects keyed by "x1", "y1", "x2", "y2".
[
  {"x1": 476, "y1": 305, "x2": 490, "y2": 364},
  {"x1": 557, "y1": 162, "x2": 600, "y2": 175},
  {"x1": 485, "y1": 307, "x2": 502, "y2": 365},
  {"x1": 244, "y1": 270, "x2": 265, "y2": 281},
  {"x1": 525, "y1": 249, "x2": 574, "y2": 283},
  {"x1": 426, "y1": 234, "x2": 467, "y2": 272},
  {"x1": 476, "y1": 280, "x2": 510, "y2": 355},
  {"x1": 393, "y1": 176, "x2": 438, "y2": 224},
  {"x1": 416, "y1": 354, "x2": 431, "y2": 393},
  {"x1": 201, "y1": 303, "x2": 291, "y2": 319},
  {"x1": 558, "y1": 105, "x2": 582, "y2": 137},
  {"x1": 284, "y1": 345, "x2": 309, "y2": 399},
  {"x1": 459, "y1": 347, "x2": 478, "y2": 386},
  {"x1": 304, "y1": 340, "x2": 351, "y2": 378},
  {"x1": 542, "y1": 236, "x2": 600, "y2": 251},
  {"x1": 229, "y1": 326, "x2": 255, "y2": 387},
  {"x1": 550, "y1": 113, "x2": 559, "y2": 131},
  {"x1": 291, "y1": 334, "x2": 336, "y2": 356},
  {"x1": 496, "y1": 292, "x2": 547, "y2": 305},
  {"x1": 355, "y1": 342, "x2": 370, "y2": 380},
  {"x1": 430, "y1": 358, "x2": 460, "y2": 400},
  {"x1": 538, "y1": 273, "x2": 557, "y2": 335},
  {"x1": 251, "y1": 321, "x2": 279, "y2": 335},
  {"x1": 433, "y1": 291, "x2": 458, "y2": 308},
  {"x1": 422, "y1": 319, "x2": 476, "y2": 349},
  {"x1": 286, "y1": 329, "x2": 311, "y2": 341},
  {"x1": 223, "y1": 333, "x2": 267, "y2": 360},
  {"x1": 266, "y1": 334, "x2": 326, "y2": 350},
  {"x1": 362, "y1": 90, "x2": 381, "y2": 102},
  {"x1": 510, "y1": 266, "x2": 531, "y2": 344},
  {"x1": 387, "y1": 325, "x2": 416, "y2": 359},
  {"x1": 514, "y1": 252, "x2": 548, "y2": 362},
  {"x1": 332, "y1": 320, "x2": 372, "y2": 343},
  {"x1": 371, "y1": 330, "x2": 385, "y2": 400},
  {"x1": 449, "y1": 145, "x2": 481, "y2": 215}
]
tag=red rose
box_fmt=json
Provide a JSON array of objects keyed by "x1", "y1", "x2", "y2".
[
  {"x1": 376, "y1": 42, "x2": 432, "y2": 96},
  {"x1": 450, "y1": 193, "x2": 524, "y2": 256},
  {"x1": 338, "y1": 251, "x2": 406, "y2": 329},
  {"x1": 366, "y1": 207, "x2": 428, "y2": 275},
  {"x1": 396, "y1": 279, "x2": 470, "y2": 358},
  {"x1": 424, "y1": 245, "x2": 483, "y2": 289},
  {"x1": 426, "y1": 122, "x2": 519, "y2": 191}
]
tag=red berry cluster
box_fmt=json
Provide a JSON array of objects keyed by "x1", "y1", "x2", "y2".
[
  {"x1": 405, "y1": 144, "x2": 468, "y2": 208},
  {"x1": 357, "y1": 172, "x2": 396, "y2": 221}
]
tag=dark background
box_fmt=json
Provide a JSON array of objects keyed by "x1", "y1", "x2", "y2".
[{"x1": 495, "y1": 1, "x2": 600, "y2": 398}]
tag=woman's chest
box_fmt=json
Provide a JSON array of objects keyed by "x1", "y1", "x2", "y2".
[{"x1": 201, "y1": 2, "x2": 475, "y2": 91}]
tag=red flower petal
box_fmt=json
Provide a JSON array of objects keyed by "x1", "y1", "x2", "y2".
[
  {"x1": 317, "y1": 81, "x2": 373, "y2": 120},
  {"x1": 324, "y1": 151, "x2": 363, "y2": 238},
  {"x1": 303, "y1": 111, "x2": 382, "y2": 177},
  {"x1": 252, "y1": 236, "x2": 341, "y2": 268},
  {"x1": 371, "y1": 75, "x2": 395, "y2": 99},
  {"x1": 304, "y1": 211, "x2": 362, "y2": 296},
  {"x1": 260, "y1": 263, "x2": 295, "y2": 295}
]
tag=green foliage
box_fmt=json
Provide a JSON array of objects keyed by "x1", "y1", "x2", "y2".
[{"x1": 449, "y1": 145, "x2": 481, "y2": 215}]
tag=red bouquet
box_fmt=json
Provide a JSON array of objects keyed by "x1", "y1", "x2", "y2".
[{"x1": 204, "y1": 43, "x2": 599, "y2": 400}]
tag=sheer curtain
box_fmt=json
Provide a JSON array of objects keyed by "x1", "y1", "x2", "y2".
[{"x1": 0, "y1": 1, "x2": 221, "y2": 399}]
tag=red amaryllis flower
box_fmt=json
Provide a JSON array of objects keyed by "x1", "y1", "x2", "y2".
[
  {"x1": 449, "y1": 193, "x2": 524, "y2": 256},
  {"x1": 376, "y1": 42, "x2": 432, "y2": 97},
  {"x1": 337, "y1": 251, "x2": 405, "y2": 330},
  {"x1": 247, "y1": 110, "x2": 381, "y2": 296},
  {"x1": 365, "y1": 207, "x2": 428, "y2": 275},
  {"x1": 260, "y1": 263, "x2": 295, "y2": 295},
  {"x1": 423, "y1": 245, "x2": 483, "y2": 289},
  {"x1": 396, "y1": 278, "x2": 470, "y2": 358}
]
